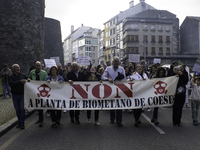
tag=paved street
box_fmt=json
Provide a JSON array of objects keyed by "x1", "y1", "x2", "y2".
[{"x1": 1, "y1": 105, "x2": 200, "y2": 150}]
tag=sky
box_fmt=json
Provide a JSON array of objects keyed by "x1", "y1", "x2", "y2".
[{"x1": 45, "y1": 0, "x2": 200, "y2": 42}]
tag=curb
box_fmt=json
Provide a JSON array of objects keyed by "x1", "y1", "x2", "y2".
[{"x1": 0, "y1": 110, "x2": 35, "y2": 138}]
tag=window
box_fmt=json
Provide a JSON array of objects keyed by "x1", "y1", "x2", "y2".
[
  {"x1": 151, "y1": 25, "x2": 155, "y2": 31},
  {"x1": 166, "y1": 48, "x2": 170, "y2": 54},
  {"x1": 86, "y1": 46, "x2": 91, "y2": 51},
  {"x1": 166, "y1": 26, "x2": 170, "y2": 32},
  {"x1": 158, "y1": 25, "x2": 163, "y2": 31},
  {"x1": 143, "y1": 35, "x2": 148, "y2": 42},
  {"x1": 110, "y1": 30, "x2": 112, "y2": 36},
  {"x1": 166, "y1": 36, "x2": 170, "y2": 43},
  {"x1": 151, "y1": 35, "x2": 155, "y2": 43},
  {"x1": 143, "y1": 24, "x2": 148, "y2": 31},
  {"x1": 92, "y1": 60, "x2": 95, "y2": 64},
  {"x1": 130, "y1": 47, "x2": 138, "y2": 53},
  {"x1": 159, "y1": 36, "x2": 163, "y2": 43},
  {"x1": 151, "y1": 47, "x2": 155, "y2": 54},
  {"x1": 144, "y1": 47, "x2": 148, "y2": 54},
  {"x1": 159, "y1": 47, "x2": 163, "y2": 54},
  {"x1": 135, "y1": 24, "x2": 139, "y2": 30}
]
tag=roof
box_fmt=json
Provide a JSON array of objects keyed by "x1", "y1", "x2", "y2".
[
  {"x1": 105, "y1": 1, "x2": 156, "y2": 23},
  {"x1": 187, "y1": 16, "x2": 200, "y2": 21}
]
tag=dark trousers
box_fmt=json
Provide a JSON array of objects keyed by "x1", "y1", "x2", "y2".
[
  {"x1": 173, "y1": 93, "x2": 185, "y2": 125},
  {"x1": 87, "y1": 110, "x2": 99, "y2": 121},
  {"x1": 70, "y1": 110, "x2": 80, "y2": 121},
  {"x1": 12, "y1": 94, "x2": 25, "y2": 126},
  {"x1": 134, "y1": 109, "x2": 142, "y2": 122},
  {"x1": 110, "y1": 110, "x2": 122, "y2": 123},
  {"x1": 51, "y1": 110, "x2": 61, "y2": 122},
  {"x1": 38, "y1": 110, "x2": 43, "y2": 122},
  {"x1": 153, "y1": 107, "x2": 159, "y2": 119}
]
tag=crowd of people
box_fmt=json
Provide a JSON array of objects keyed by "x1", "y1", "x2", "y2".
[{"x1": 1, "y1": 56, "x2": 200, "y2": 130}]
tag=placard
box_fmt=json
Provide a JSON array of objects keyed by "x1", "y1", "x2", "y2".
[
  {"x1": 193, "y1": 60, "x2": 200, "y2": 72},
  {"x1": 50, "y1": 57, "x2": 60, "y2": 64},
  {"x1": 129, "y1": 54, "x2": 140, "y2": 63},
  {"x1": 154, "y1": 58, "x2": 161, "y2": 64},
  {"x1": 77, "y1": 56, "x2": 90, "y2": 66},
  {"x1": 44, "y1": 59, "x2": 57, "y2": 68}
]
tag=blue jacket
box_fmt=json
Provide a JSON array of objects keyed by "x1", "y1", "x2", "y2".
[{"x1": 45, "y1": 75, "x2": 65, "y2": 82}]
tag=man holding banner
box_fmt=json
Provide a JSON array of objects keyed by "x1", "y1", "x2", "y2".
[
  {"x1": 67, "y1": 62, "x2": 84, "y2": 125},
  {"x1": 102, "y1": 56, "x2": 126, "y2": 127},
  {"x1": 28, "y1": 61, "x2": 48, "y2": 127}
]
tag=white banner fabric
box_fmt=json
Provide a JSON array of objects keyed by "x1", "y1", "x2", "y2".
[{"x1": 24, "y1": 76, "x2": 179, "y2": 110}]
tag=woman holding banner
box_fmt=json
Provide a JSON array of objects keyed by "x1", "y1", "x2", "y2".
[
  {"x1": 85, "y1": 66, "x2": 102, "y2": 126},
  {"x1": 130, "y1": 64, "x2": 148, "y2": 127},
  {"x1": 150, "y1": 67, "x2": 166, "y2": 125},
  {"x1": 46, "y1": 66, "x2": 65, "y2": 128}
]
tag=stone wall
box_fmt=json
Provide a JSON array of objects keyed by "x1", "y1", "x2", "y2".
[
  {"x1": 0, "y1": 0, "x2": 45, "y2": 74},
  {"x1": 44, "y1": 18, "x2": 64, "y2": 66}
]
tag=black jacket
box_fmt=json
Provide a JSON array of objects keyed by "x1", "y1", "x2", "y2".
[
  {"x1": 8, "y1": 73, "x2": 27, "y2": 94},
  {"x1": 67, "y1": 70, "x2": 84, "y2": 81},
  {"x1": 85, "y1": 72, "x2": 101, "y2": 81}
]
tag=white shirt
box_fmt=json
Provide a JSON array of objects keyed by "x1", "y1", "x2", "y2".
[
  {"x1": 129, "y1": 72, "x2": 148, "y2": 80},
  {"x1": 101, "y1": 66, "x2": 126, "y2": 81}
]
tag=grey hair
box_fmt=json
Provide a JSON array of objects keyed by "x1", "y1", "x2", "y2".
[
  {"x1": 12, "y1": 64, "x2": 19, "y2": 70},
  {"x1": 113, "y1": 56, "x2": 120, "y2": 62}
]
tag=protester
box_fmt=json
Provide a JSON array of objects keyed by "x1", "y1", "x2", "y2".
[
  {"x1": 173, "y1": 65, "x2": 188, "y2": 127},
  {"x1": 129, "y1": 64, "x2": 148, "y2": 127},
  {"x1": 128, "y1": 62, "x2": 135, "y2": 74},
  {"x1": 106, "y1": 61, "x2": 111, "y2": 67},
  {"x1": 46, "y1": 66, "x2": 65, "y2": 128},
  {"x1": 151, "y1": 67, "x2": 166, "y2": 125},
  {"x1": 102, "y1": 56, "x2": 126, "y2": 127},
  {"x1": 85, "y1": 66, "x2": 101, "y2": 126},
  {"x1": 0, "y1": 64, "x2": 12, "y2": 99},
  {"x1": 190, "y1": 76, "x2": 200, "y2": 126},
  {"x1": 124, "y1": 66, "x2": 131, "y2": 80},
  {"x1": 67, "y1": 62, "x2": 84, "y2": 124},
  {"x1": 57, "y1": 63, "x2": 64, "y2": 76},
  {"x1": 62, "y1": 69, "x2": 68, "y2": 82},
  {"x1": 8, "y1": 64, "x2": 27, "y2": 129},
  {"x1": 148, "y1": 64, "x2": 157, "y2": 79},
  {"x1": 98, "y1": 67, "x2": 104, "y2": 77},
  {"x1": 28, "y1": 61, "x2": 48, "y2": 127},
  {"x1": 167, "y1": 61, "x2": 178, "y2": 76}
]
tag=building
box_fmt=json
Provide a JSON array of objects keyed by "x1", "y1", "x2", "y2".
[
  {"x1": 180, "y1": 17, "x2": 200, "y2": 54},
  {"x1": 103, "y1": 0, "x2": 156, "y2": 62},
  {"x1": 63, "y1": 25, "x2": 100, "y2": 66},
  {"x1": 123, "y1": 9, "x2": 179, "y2": 64},
  {"x1": 97, "y1": 29, "x2": 105, "y2": 65}
]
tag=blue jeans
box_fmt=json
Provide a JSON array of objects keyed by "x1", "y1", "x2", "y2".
[
  {"x1": 3, "y1": 81, "x2": 11, "y2": 98},
  {"x1": 12, "y1": 94, "x2": 25, "y2": 125},
  {"x1": 191, "y1": 100, "x2": 200, "y2": 121}
]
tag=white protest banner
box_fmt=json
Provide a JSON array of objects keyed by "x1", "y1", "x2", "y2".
[
  {"x1": 154, "y1": 58, "x2": 161, "y2": 64},
  {"x1": 24, "y1": 76, "x2": 178, "y2": 110},
  {"x1": 77, "y1": 56, "x2": 90, "y2": 66},
  {"x1": 50, "y1": 57, "x2": 60, "y2": 65},
  {"x1": 129, "y1": 54, "x2": 140, "y2": 63},
  {"x1": 44, "y1": 59, "x2": 57, "y2": 68},
  {"x1": 193, "y1": 60, "x2": 200, "y2": 72}
]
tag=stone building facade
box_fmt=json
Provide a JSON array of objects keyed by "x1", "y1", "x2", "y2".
[{"x1": 0, "y1": 0, "x2": 45, "y2": 74}]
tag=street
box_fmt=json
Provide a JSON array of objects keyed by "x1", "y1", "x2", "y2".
[{"x1": 0, "y1": 106, "x2": 200, "y2": 150}]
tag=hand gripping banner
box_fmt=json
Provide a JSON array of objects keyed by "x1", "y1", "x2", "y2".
[{"x1": 24, "y1": 76, "x2": 178, "y2": 110}]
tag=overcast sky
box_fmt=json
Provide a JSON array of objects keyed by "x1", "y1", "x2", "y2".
[{"x1": 45, "y1": 0, "x2": 200, "y2": 41}]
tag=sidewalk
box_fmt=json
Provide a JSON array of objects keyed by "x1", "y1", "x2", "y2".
[{"x1": 0, "y1": 96, "x2": 35, "y2": 137}]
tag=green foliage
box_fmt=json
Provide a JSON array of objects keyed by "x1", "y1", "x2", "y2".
[{"x1": 178, "y1": 60, "x2": 183, "y2": 65}]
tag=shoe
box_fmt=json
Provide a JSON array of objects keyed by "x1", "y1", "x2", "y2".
[
  {"x1": 51, "y1": 123, "x2": 57, "y2": 128},
  {"x1": 147, "y1": 108, "x2": 151, "y2": 111},
  {"x1": 75, "y1": 120, "x2": 80, "y2": 125},
  {"x1": 56, "y1": 120, "x2": 60, "y2": 125},
  {"x1": 95, "y1": 121, "x2": 100, "y2": 126},
  {"x1": 151, "y1": 118, "x2": 156, "y2": 123},
  {"x1": 2, "y1": 97, "x2": 6, "y2": 99},
  {"x1": 137, "y1": 120, "x2": 141, "y2": 124},
  {"x1": 155, "y1": 120, "x2": 159, "y2": 125},
  {"x1": 20, "y1": 125, "x2": 25, "y2": 129},
  {"x1": 117, "y1": 123, "x2": 123, "y2": 127},
  {"x1": 110, "y1": 120, "x2": 115, "y2": 124},
  {"x1": 193, "y1": 120, "x2": 198, "y2": 126},
  {"x1": 16, "y1": 124, "x2": 20, "y2": 128},
  {"x1": 39, "y1": 122, "x2": 43, "y2": 127},
  {"x1": 186, "y1": 103, "x2": 189, "y2": 108},
  {"x1": 71, "y1": 119, "x2": 74, "y2": 123},
  {"x1": 134, "y1": 122, "x2": 139, "y2": 127},
  {"x1": 87, "y1": 118, "x2": 91, "y2": 124}
]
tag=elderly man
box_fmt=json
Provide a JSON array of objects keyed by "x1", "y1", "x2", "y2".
[
  {"x1": 67, "y1": 62, "x2": 84, "y2": 124},
  {"x1": 8, "y1": 64, "x2": 27, "y2": 129},
  {"x1": 102, "y1": 56, "x2": 126, "y2": 127},
  {"x1": 28, "y1": 61, "x2": 48, "y2": 127}
]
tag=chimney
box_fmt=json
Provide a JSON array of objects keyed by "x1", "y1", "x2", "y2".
[
  {"x1": 71, "y1": 25, "x2": 74, "y2": 33},
  {"x1": 129, "y1": 1, "x2": 134, "y2": 8}
]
